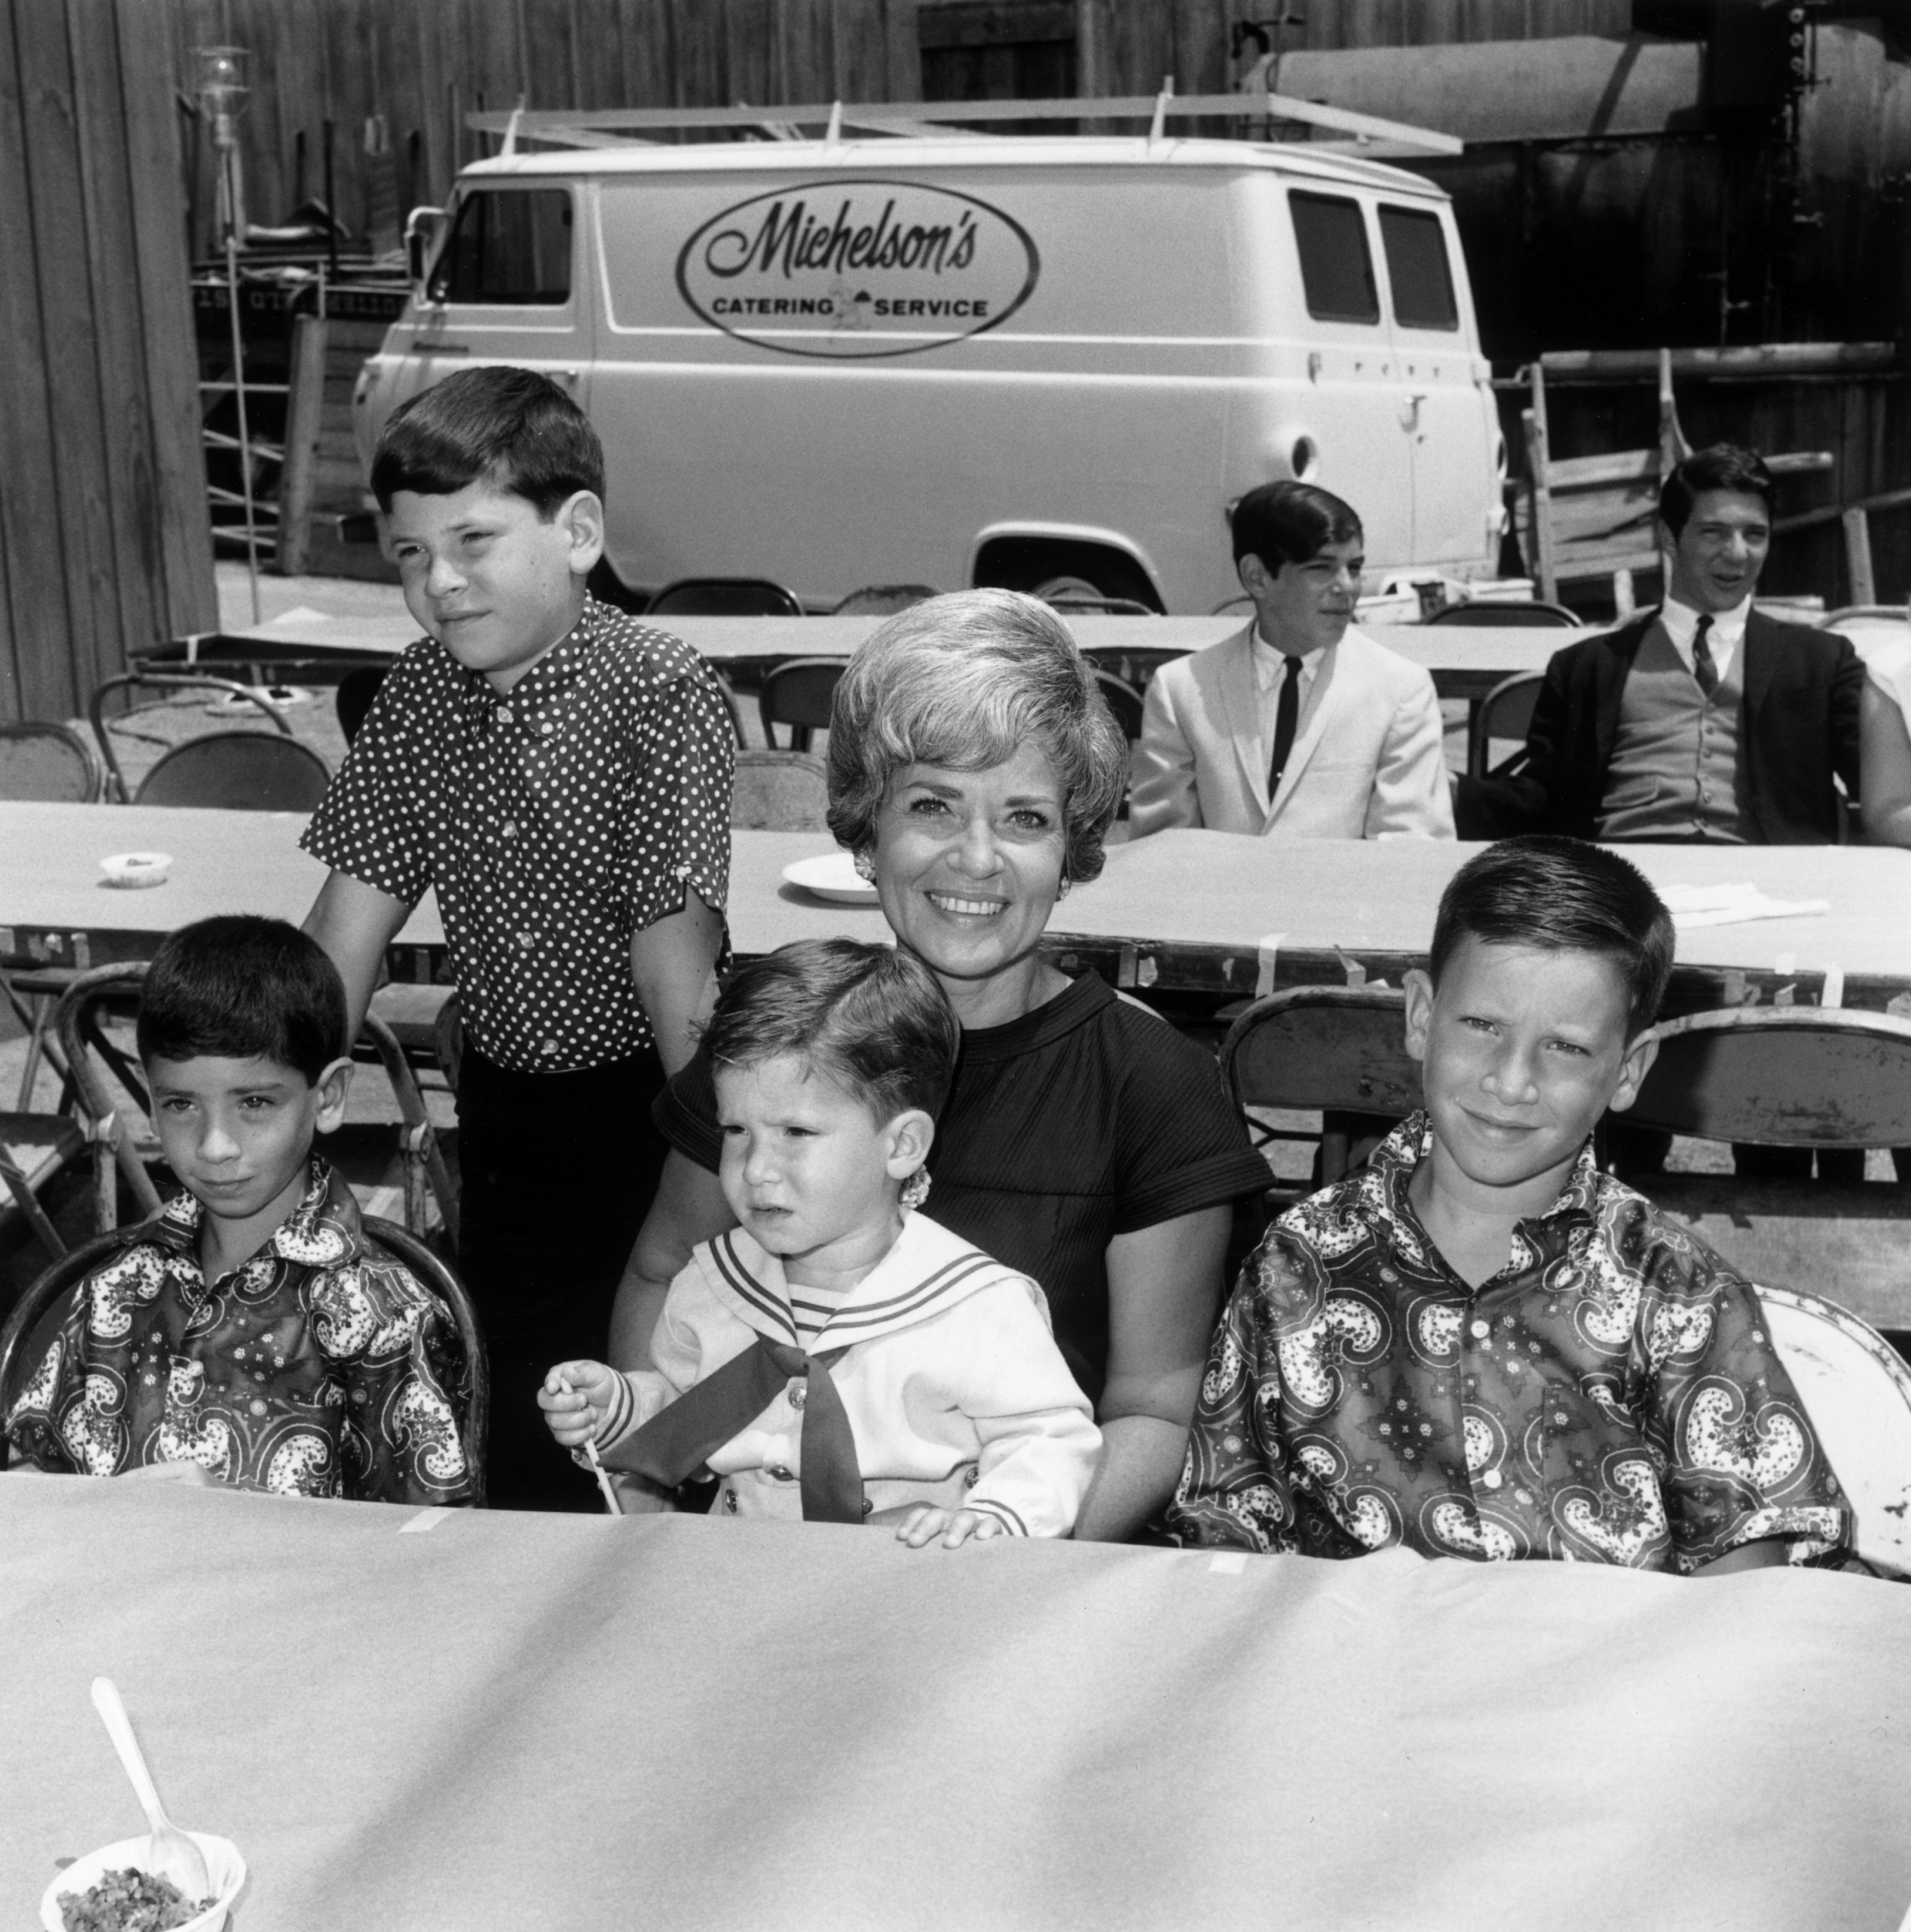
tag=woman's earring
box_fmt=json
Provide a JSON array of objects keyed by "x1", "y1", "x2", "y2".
[
  {"x1": 900, "y1": 1167, "x2": 932, "y2": 1211},
  {"x1": 853, "y1": 850, "x2": 877, "y2": 883},
  {"x1": 1056, "y1": 869, "x2": 1072, "y2": 899}
]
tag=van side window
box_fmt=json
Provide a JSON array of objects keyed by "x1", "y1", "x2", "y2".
[
  {"x1": 1378, "y1": 206, "x2": 1459, "y2": 331},
  {"x1": 1288, "y1": 192, "x2": 1379, "y2": 324},
  {"x1": 430, "y1": 190, "x2": 573, "y2": 304}
]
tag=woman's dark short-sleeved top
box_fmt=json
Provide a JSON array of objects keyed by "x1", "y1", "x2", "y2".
[{"x1": 654, "y1": 972, "x2": 1269, "y2": 1404}]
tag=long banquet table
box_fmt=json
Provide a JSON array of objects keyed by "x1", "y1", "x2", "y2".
[
  {"x1": 2, "y1": 1476, "x2": 1907, "y2": 1931},
  {"x1": 152, "y1": 609, "x2": 1569, "y2": 704},
  {"x1": 6, "y1": 805, "x2": 1911, "y2": 1014}
]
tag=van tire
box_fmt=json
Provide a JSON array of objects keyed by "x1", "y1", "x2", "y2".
[{"x1": 974, "y1": 539, "x2": 1164, "y2": 612}]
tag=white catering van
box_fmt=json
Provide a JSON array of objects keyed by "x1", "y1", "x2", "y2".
[{"x1": 355, "y1": 129, "x2": 1506, "y2": 612}]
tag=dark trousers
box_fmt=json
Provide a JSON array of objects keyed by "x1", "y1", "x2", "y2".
[{"x1": 457, "y1": 1044, "x2": 670, "y2": 1511}]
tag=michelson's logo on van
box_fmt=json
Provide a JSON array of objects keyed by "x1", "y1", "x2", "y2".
[{"x1": 675, "y1": 179, "x2": 1039, "y2": 359}]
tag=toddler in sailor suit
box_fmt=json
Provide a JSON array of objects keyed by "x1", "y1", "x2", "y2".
[{"x1": 539, "y1": 939, "x2": 1101, "y2": 1544}]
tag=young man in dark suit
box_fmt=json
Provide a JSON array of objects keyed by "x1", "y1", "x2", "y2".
[{"x1": 1457, "y1": 446, "x2": 1863, "y2": 847}]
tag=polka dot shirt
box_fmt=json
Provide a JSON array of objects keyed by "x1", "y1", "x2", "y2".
[{"x1": 302, "y1": 595, "x2": 734, "y2": 1073}]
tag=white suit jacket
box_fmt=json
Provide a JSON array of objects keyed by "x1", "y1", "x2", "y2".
[{"x1": 1129, "y1": 622, "x2": 1454, "y2": 841}]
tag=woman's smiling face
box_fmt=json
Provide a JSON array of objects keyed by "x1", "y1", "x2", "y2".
[{"x1": 870, "y1": 742, "x2": 1069, "y2": 990}]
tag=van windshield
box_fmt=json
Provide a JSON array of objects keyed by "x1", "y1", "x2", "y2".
[
  {"x1": 1288, "y1": 192, "x2": 1379, "y2": 325},
  {"x1": 431, "y1": 190, "x2": 574, "y2": 304},
  {"x1": 1379, "y1": 206, "x2": 1459, "y2": 331}
]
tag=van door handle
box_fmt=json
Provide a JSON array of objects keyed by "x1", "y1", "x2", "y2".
[
  {"x1": 555, "y1": 368, "x2": 581, "y2": 387},
  {"x1": 1400, "y1": 391, "x2": 1427, "y2": 432}
]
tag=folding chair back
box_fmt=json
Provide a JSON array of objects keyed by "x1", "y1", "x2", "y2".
[
  {"x1": 1424, "y1": 601, "x2": 1581, "y2": 629},
  {"x1": 1627, "y1": 1007, "x2": 1911, "y2": 1149},
  {"x1": 0, "y1": 722, "x2": 100, "y2": 801},
  {"x1": 731, "y1": 749, "x2": 830, "y2": 831},
  {"x1": 135, "y1": 733, "x2": 333, "y2": 812},
  {"x1": 646, "y1": 577, "x2": 803, "y2": 618},
  {"x1": 759, "y1": 658, "x2": 844, "y2": 752},
  {"x1": 1220, "y1": 986, "x2": 1416, "y2": 1189},
  {"x1": 1757, "y1": 1284, "x2": 1911, "y2": 1579},
  {"x1": 1467, "y1": 670, "x2": 1546, "y2": 780},
  {"x1": 89, "y1": 670, "x2": 296, "y2": 802},
  {"x1": 336, "y1": 664, "x2": 391, "y2": 745}
]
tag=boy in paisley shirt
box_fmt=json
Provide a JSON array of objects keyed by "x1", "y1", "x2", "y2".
[
  {"x1": 1170, "y1": 836, "x2": 1849, "y2": 1572},
  {"x1": 5, "y1": 918, "x2": 472, "y2": 1504}
]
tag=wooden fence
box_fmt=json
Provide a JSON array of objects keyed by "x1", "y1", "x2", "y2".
[{"x1": 0, "y1": 0, "x2": 216, "y2": 726}]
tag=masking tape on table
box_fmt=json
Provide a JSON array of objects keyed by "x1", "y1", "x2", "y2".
[
  {"x1": 1820, "y1": 964, "x2": 1845, "y2": 1010},
  {"x1": 398, "y1": 1507, "x2": 455, "y2": 1534},
  {"x1": 1255, "y1": 932, "x2": 1287, "y2": 999}
]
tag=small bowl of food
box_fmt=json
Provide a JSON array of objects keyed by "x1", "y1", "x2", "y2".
[
  {"x1": 41, "y1": 1834, "x2": 245, "y2": 1932},
  {"x1": 98, "y1": 853, "x2": 173, "y2": 890}
]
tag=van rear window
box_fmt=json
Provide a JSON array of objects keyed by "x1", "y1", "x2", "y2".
[
  {"x1": 431, "y1": 190, "x2": 573, "y2": 305},
  {"x1": 1379, "y1": 206, "x2": 1459, "y2": 330},
  {"x1": 1288, "y1": 192, "x2": 1379, "y2": 324}
]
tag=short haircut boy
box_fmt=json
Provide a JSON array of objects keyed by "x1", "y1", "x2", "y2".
[
  {"x1": 137, "y1": 915, "x2": 348, "y2": 1080},
  {"x1": 1429, "y1": 834, "x2": 1675, "y2": 1038},
  {"x1": 1230, "y1": 480, "x2": 1363, "y2": 574},
  {"x1": 370, "y1": 364, "x2": 605, "y2": 514},
  {"x1": 1658, "y1": 444, "x2": 1774, "y2": 538},
  {"x1": 703, "y1": 938, "x2": 958, "y2": 1123}
]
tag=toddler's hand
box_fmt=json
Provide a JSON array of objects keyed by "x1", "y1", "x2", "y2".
[
  {"x1": 538, "y1": 1360, "x2": 622, "y2": 1448},
  {"x1": 894, "y1": 1505, "x2": 1005, "y2": 1550}
]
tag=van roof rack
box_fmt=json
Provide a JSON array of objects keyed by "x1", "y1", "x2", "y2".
[{"x1": 465, "y1": 86, "x2": 1463, "y2": 162}]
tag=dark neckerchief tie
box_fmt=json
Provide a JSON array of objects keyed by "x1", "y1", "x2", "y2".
[
  {"x1": 1268, "y1": 653, "x2": 1303, "y2": 798},
  {"x1": 1690, "y1": 613, "x2": 1719, "y2": 699},
  {"x1": 617, "y1": 1337, "x2": 863, "y2": 1522}
]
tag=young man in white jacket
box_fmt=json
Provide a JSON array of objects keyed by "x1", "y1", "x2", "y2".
[{"x1": 1131, "y1": 480, "x2": 1454, "y2": 842}]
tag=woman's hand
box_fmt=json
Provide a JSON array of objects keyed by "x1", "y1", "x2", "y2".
[{"x1": 890, "y1": 1505, "x2": 1008, "y2": 1549}]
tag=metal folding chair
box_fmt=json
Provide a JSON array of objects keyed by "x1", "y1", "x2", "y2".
[
  {"x1": 645, "y1": 577, "x2": 804, "y2": 618},
  {"x1": 759, "y1": 657, "x2": 843, "y2": 752},
  {"x1": 1424, "y1": 601, "x2": 1581, "y2": 629},
  {"x1": 1093, "y1": 668, "x2": 1145, "y2": 744},
  {"x1": 731, "y1": 749, "x2": 830, "y2": 831},
  {"x1": 0, "y1": 721, "x2": 102, "y2": 802},
  {"x1": 0, "y1": 1218, "x2": 489, "y2": 1502},
  {"x1": 1466, "y1": 670, "x2": 1546, "y2": 781},
  {"x1": 1219, "y1": 986, "x2": 1416, "y2": 1204},
  {"x1": 89, "y1": 671, "x2": 300, "y2": 805}
]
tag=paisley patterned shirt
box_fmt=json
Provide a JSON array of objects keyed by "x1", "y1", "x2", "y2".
[
  {"x1": 5, "y1": 1164, "x2": 472, "y2": 1505},
  {"x1": 1168, "y1": 1116, "x2": 1849, "y2": 1572}
]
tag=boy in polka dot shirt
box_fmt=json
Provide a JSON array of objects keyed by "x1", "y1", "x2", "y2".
[{"x1": 303, "y1": 366, "x2": 735, "y2": 1508}]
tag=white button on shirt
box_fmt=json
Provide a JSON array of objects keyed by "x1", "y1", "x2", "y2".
[{"x1": 1659, "y1": 594, "x2": 1751, "y2": 686}]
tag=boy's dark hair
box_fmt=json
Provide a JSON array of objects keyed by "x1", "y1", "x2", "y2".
[
  {"x1": 1231, "y1": 480, "x2": 1363, "y2": 574},
  {"x1": 1658, "y1": 445, "x2": 1774, "y2": 540},
  {"x1": 1429, "y1": 835, "x2": 1675, "y2": 1037},
  {"x1": 137, "y1": 917, "x2": 349, "y2": 1084},
  {"x1": 703, "y1": 939, "x2": 958, "y2": 1121},
  {"x1": 370, "y1": 365, "x2": 605, "y2": 515}
]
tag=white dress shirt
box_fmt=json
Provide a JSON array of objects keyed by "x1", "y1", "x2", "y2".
[
  {"x1": 1251, "y1": 627, "x2": 1330, "y2": 781},
  {"x1": 1659, "y1": 594, "x2": 1751, "y2": 686}
]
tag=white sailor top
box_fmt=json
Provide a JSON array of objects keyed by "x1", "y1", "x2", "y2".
[{"x1": 617, "y1": 1214, "x2": 1102, "y2": 1538}]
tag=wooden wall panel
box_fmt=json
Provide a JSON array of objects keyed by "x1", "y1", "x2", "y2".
[{"x1": 0, "y1": 0, "x2": 213, "y2": 724}]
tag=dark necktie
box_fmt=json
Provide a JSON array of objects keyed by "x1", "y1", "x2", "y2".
[
  {"x1": 1691, "y1": 614, "x2": 1719, "y2": 699},
  {"x1": 616, "y1": 1335, "x2": 863, "y2": 1522},
  {"x1": 1269, "y1": 654, "x2": 1303, "y2": 798}
]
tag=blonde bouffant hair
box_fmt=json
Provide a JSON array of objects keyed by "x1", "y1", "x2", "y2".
[{"x1": 824, "y1": 588, "x2": 1129, "y2": 883}]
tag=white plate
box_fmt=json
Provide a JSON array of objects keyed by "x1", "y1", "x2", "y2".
[
  {"x1": 783, "y1": 851, "x2": 879, "y2": 906},
  {"x1": 42, "y1": 1831, "x2": 245, "y2": 1932}
]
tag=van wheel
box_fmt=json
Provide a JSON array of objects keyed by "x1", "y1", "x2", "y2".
[{"x1": 974, "y1": 539, "x2": 1164, "y2": 612}]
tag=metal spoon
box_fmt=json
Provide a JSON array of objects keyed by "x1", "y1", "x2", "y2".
[{"x1": 89, "y1": 1677, "x2": 210, "y2": 1900}]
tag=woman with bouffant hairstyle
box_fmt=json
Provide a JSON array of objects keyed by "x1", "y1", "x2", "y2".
[{"x1": 613, "y1": 590, "x2": 1268, "y2": 1541}]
